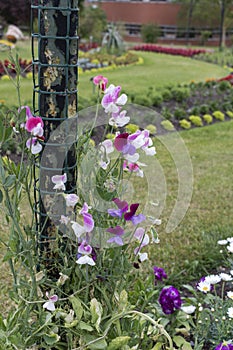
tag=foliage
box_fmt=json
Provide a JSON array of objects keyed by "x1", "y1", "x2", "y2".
[
  {"x1": 141, "y1": 23, "x2": 161, "y2": 44},
  {"x1": 1, "y1": 0, "x2": 31, "y2": 26},
  {"x1": 102, "y1": 23, "x2": 125, "y2": 54},
  {"x1": 79, "y1": 6, "x2": 107, "y2": 44},
  {"x1": 133, "y1": 44, "x2": 207, "y2": 57},
  {"x1": 213, "y1": 110, "x2": 225, "y2": 121},
  {"x1": 203, "y1": 114, "x2": 213, "y2": 124},
  {"x1": 189, "y1": 115, "x2": 203, "y2": 127},
  {"x1": 179, "y1": 119, "x2": 191, "y2": 129},
  {"x1": 161, "y1": 120, "x2": 175, "y2": 131}
]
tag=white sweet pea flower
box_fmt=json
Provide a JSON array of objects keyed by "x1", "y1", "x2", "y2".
[
  {"x1": 65, "y1": 193, "x2": 79, "y2": 207},
  {"x1": 43, "y1": 292, "x2": 58, "y2": 312},
  {"x1": 138, "y1": 252, "x2": 148, "y2": 262},
  {"x1": 71, "y1": 221, "x2": 85, "y2": 238},
  {"x1": 76, "y1": 255, "x2": 96, "y2": 266},
  {"x1": 59, "y1": 215, "x2": 70, "y2": 225},
  {"x1": 52, "y1": 173, "x2": 67, "y2": 191}
]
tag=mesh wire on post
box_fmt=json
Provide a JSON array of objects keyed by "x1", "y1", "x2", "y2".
[{"x1": 31, "y1": 0, "x2": 79, "y2": 275}]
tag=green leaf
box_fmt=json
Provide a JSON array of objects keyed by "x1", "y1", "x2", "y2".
[
  {"x1": 0, "y1": 158, "x2": 5, "y2": 183},
  {"x1": 44, "y1": 333, "x2": 60, "y2": 345},
  {"x1": 0, "y1": 190, "x2": 3, "y2": 204},
  {"x1": 0, "y1": 314, "x2": 6, "y2": 331},
  {"x1": 90, "y1": 298, "x2": 103, "y2": 332},
  {"x1": 4, "y1": 175, "x2": 16, "y2": 188},
  {"x1": 69, "y1": 296, "x2": 83, "y2": 322},
  {"x1": 151, "y1": 343, "x2": 164, "y2": 350},
  {"x1": 83, "y1": 335, "x2": 107, "y2": 350},
  {"x1": 107, "y1": 336, "x2": 131, "y2": 350},
  {"x1": 78, "y1": 321, "x2": 94, "y2": 331},
  {"x1": 118, "y1": 290, "x2": 128, "y2": 312},
  {"x1": 64, "y1": 320, "x2": 78, "y2": 328}
]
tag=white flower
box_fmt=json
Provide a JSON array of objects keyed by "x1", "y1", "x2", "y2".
[
  {"x1": 205, "y1": 274, "x2": 221, "y2": 285},
  {"x1": 220, "y1": 273, "x2": 233, "y2": 281},
  {"x1": 59, "y1": 215, "x2": 70, "y2": 225},
  {"x1": 217, "y1": 239, "x2": 228, "y2": 245},
  {"x1": 76, "y1": 255, "x2": 95, "y2": 266},
  {"x1": 227, "y1": 307, "x2": 233, "y2": 318},
  {"x1": 138, "y1": 252, "x2": 148, "y2": 262},
  {"x1": 230, "y1": 270, "x2": 233, "y2": 275},
  {"x1": 227, "y1": 237, "x2": 233, "y2": 243},
  {"x1": 65, "y1": 193, "x2": 79, "y2": 207},
  {"x1": 52, "y1": 173, "x2": 67, "y2": 191},
  {"x1": 71, "y1": 221, "x2": 85, "y2": 238},
  {"x1": 181, "y1": 305, "x2": 196, "y2": 314},
  {"x1": 227, "y1": 291, "x2": 233, "y2": 300},
  {"x1": 197, "y1": 281, "x2": 211, "y2": 293},
  {"x1": 227, "y1": 244, "x2": 233, "y2": 253},
  {"x1": 43, "y1": 292, "x2": 58, "y2": 312}
]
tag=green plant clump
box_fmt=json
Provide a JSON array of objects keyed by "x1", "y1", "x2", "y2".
[
  {"x1": 213, "y1": 111, "x2": 225, "y2": 121},
  {"x1": 226, "y1": 110, "x2": 233, "y2": 118},
  {"x1": 203, "y1": 114, "x2": 213, "y2": 124},
  {"x1": 145, "y1": 124, "x2": 157, "y2": 134},
  {"x1": 189, "y1": 115, "x2": 203, "y2": 127},
  {"x1": 179, "y1": 119, "x2": 191, "y2": 129},
  {"x1": 161, "y1": 120, "x2": 175, "y2": 131}
]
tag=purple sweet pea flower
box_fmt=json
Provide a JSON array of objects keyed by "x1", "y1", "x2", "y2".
[
  {"x1": 124, "y1": 203, "x2": 146, "y2": 225},
  {"x1": 153, "y1": 266, "x2": 167, "y2": 282},
  {"x1": 80, "y1": 203, "x2": 94, "y2": 233},
  {"x1": 107, "y1": 225, "x2": 125, "y2": 246},
  {"x1": 114, "y1": 133, "x2": 129, "y2": 152},
  {"x1": 43, "y1": 292, "x2": 58, "y2": 312},
  {"x1": 214, "y1": 343, "x2": 233, "y2": 350},
  {"x1": 159, "y1": 286, "x2": 182, "y2": 315},
  {"x1": 108, "y1": 198, "x2": 128, "y2": 218}
]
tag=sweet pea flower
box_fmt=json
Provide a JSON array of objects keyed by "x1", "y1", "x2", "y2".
[
  {"x1": 79, "y1": 203, "x2": 94, "y2": 233},
  {"x1": 93, "y1": 75, "x2": 108, "y2": 91},
  {"x1": 43, "y1": 292, "x2": 58, "y2": 312},
  {"x1": 25, "y1": 116, "x2": 44, "y2": 137},
  {"x1": 123, "y1": 160, "x2": 145, "y2": 178},
  {"x1": 18, "y1": 105, "x2": 33, "y2": 119},
  {"x1": 60, "y1": 215, "x2": 70, "y2": 225},
  {"x1": 102, "y1": 84, "x2": 127, "y2": 114},
  {"x1": 51, "y1": 173, "x2": 67, "y2": 191},
  {"x1": 26, "y1": 137, "x2": 42, "y2": 154},
  {"x1": 76, "y1": 241, "x2": 95, "y2": 266},
  {"x1": 65, "y1": 193, "x2": 79, "y2": 207},
  {"x1": 109, "y1": 110, "x2": 130, "y2": 128},
  {"x1": 106, "y1": 225, "x2": 125, "y2": 246},
  {"x1": 124, "y1": 203, "x2": 146, "y2": 225},
  {"x1": 134, "y1": 227, "x2": 150, "y2": 259},
  {"x1": 99, "y1": 139, "x2": 114, "y2": 169},
  {"x1": 108, "y1": 198, "x2": 128, "y2": 218}
]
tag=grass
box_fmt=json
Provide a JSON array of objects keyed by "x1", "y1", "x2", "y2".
[
  {"x1": 0, "y1": 40, "x2": 233, "y2": 308},
  {"x1": 0, "y1": 40, "x2": 229, "y2": 105}
]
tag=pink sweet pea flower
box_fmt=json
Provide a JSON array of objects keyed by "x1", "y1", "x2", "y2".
[
  {"x1": 109, "y1": 110, "x2": 130, "y2": 127},
  {"x1": 26, "y1": 137, "x2": 42, "y2": 154},
  {"x1": 25, "y1": 116, "x2": 44, "y2": 134},
  {"x1": 43, "y1": 292, "x2": 58, "y2": 312},
  {"x1": 106, "y1": 225, "x2": 125, "y2": 246},
  {"x1": 76, "y1": 241, "x2": 96, "y2": 266},
  {"x1": 80, "y1": 203, "x2": 94, "y2": 233},
  {"x1": 93, "y1": 75, "x2": 108, "y2": 91},
  {"x1": 51, "y1": 173, "x2": 67, "y2": 191},
  {"x1": 18, "y1": 105, "x2": 33, "y2": 120},
  {"x1": 101, "y1": 84, "x2": 127, "y2": 114}
]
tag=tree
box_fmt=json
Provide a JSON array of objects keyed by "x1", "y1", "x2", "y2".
[
  {"x1": 141, "y1": 23, "x2": 161, "y2": 43},
  {"x1": 79, "y1": 6, "x2": 107, "y2": 44},
  {"x1": 0, "y1": 0, "x2": 31, "y2": 27}
]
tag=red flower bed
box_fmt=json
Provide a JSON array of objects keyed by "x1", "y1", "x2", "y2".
[
  {"x1": 79, "y1": 42, "x2": 99, "y2": 52},
  {"x1": 0, "y1": 58, "x2": 33, "y2": 78},
  {"x1": 133, "y1": 44, "x2": 207, "y2": 57},
  {"x1": 218, "y1": 73, "x2": 233, "y2": 85}
]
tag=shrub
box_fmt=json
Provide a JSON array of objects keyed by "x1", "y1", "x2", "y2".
[
  {"x1": 226, "y1": 110, "x2": 233, "y2": 118},
  {"x1": 217, "y1": 80, "x2": 232, "y2": 92},
  {"x1": 203, "y1": 114, "x2": 213, "y2": 124},
  {"x1": 179, "y1": 119, "x2": 191, "y2": 129},
  {"x1": 209, "y1": 101, "x2": 219, "y2": 112},
  {"x1": 222, "y1": 102, "x2": 232, "y2": 111},
  {"x1": 189, "y1": 106, "x2": 200, "y2": 115},
  {"x1": 199, "y1": 104, "x2": 210, "y2": 114},
  {"x1": 161, "y1": 120, "x2": 175, "y2": 131},
  {"x1": 174, "y1": 108, "x2": 186, "y2": 120},
  {"x1": 171, "y1": 87, "x2": 190, "y2": 102},
  {"x1": 151, "y1": 93, "x2": 163, "y2": 107},
  {"x1": 162, "y1": 89, "x2": 172, "y2": 102},
  {"x1": 189, "y1": 115, "x2": 203, "y2": 127},
  {"x1": 213, "y1": 111, "x2": 225, "y2": 121},
  {"x1": 146, "y1": 124, "x2": 157, "y2": 134},
  {"x1": 161, "y1": 107, "x2": 172, "y2": 120},
  {"x1": 141, "y1": 24, "x2": 161, "y2": 43},
  {"x1": 134, "y1": 95, "x2": 152, "y2": 107},
  {"x1": 125, "y1": 123, "x2": 139, "y2": 134}
]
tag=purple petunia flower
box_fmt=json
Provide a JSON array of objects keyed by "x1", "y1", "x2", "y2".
[
  {"x1": 153, "y1": 266, "x2": 167, "y2": 282},
  {"x1": 214, "y1": 343, "x2": 233, "y2": 350},
  {"x1": 158, "y1": 286, "x2": 182, "y2": 315}
]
